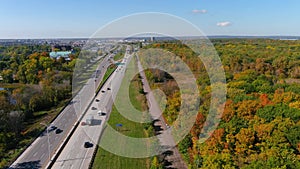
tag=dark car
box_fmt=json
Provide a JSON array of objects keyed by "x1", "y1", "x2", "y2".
[
  {"x1": 91, "y1": 107, "x2": 97, "y2": 110},
  {"x1": 55, "y1": 129, "x2": 63, "y2": 134},
  {"x1": 101, "y1": 90, "x2": 105, "y2": 93},
  {"x1": 48, "y1": 126, "x2": 57, "y2": 132},
  {"x1": 107, "y1": 87, "x2": 111, "y2": 90},
  {"x1": 95, "y1": 99, "x2": 100, "y2": 102},
  {"x1": 84, "y1": 142, "x2": 93, "y2": 148}
]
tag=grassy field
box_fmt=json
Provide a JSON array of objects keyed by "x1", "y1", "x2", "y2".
[
  {"x1": 113, "y1": 51, "x2": 125, "y2": 61},
  {"x1": 92, "y1": 56, "x2": 151, "y2": 169},
  {"x1": 95, "y1": 64, "x2": 117, "y2": 94},
  {"x1": 92, "y1": 104, "x2": 150, "y2": 169},
  {"x1": 113, "y1": 46, "x2": 126, "y2": 61}
]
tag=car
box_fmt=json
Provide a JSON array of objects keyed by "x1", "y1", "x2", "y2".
[
  {"x1": 98, "y1": 110, "x2": 106, "y2": 116},
  {"x1": 95, "y1": 99, "x2": 100, "y2": 102},
  {"x1": 48, "y1": 126, "x2": 57, "y2": 132},
  {"x1": 55, "y1": 129, "x2": 63, "y2": 134},
  {"x1": 84, "y1": 141, "x2": 93, "y2": 148},
  {"x1": 101, "y1": 90, "x2": 105, "y2": 93},
  {"x1": 107, "y1": 87, "x2": 111, "y2": 90},
  {"x1": 91, "y1": 107, "x2": 97, "y2": 110},
  {"x1": 81, "y1": 122, "x2": 86, "y2": 126}
]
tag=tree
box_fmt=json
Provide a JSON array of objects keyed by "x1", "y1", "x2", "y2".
[
  {"x1": 1, "y1": 69, "x2": 13, "y2": 83},
  {"x1": 236, "y1": 100, "x2": 261, "y2": 120},
  {"x1": 150, "y1": 156, "x2": 163, "y2": 169},
  {"x1": 235, "y1": 128, "x2": 255, "y2": 157}
]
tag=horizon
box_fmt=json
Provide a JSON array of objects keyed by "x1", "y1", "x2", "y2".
[{"x1": 1, "y1": 35, "x2": 300, "y2": 40}]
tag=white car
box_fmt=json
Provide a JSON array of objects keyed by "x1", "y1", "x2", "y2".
[{"x1": 98, "y1": 110, "x2": 106, "y2": 116}]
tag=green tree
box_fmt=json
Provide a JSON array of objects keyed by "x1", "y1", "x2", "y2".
[{"x1": 1, "y1": 69, "x2": 13, "y2": 83}]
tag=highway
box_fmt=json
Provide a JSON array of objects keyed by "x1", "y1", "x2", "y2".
[
  {"x1": 9, "y1": 47, "x2": 118, "y2": 169},
  {"x1": 51, "y1": 47, "x2": 132, "y2": 169}
]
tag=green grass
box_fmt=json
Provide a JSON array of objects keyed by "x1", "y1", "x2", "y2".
[
  {"x1": 107, "y1": 104, "x2": 147, "y2": 138},
  {"x1": 92, "y1": 106, "x2": 150, "y2": 169},
  {"x1": 92, "y1": 56, "x2": 151, "y2": 169},
  {"x1": 92, "y1": 146, "x2": 150, "y2": 169},
  {"x1": 113, "y1": 46, "x2": 126, "y2": 61},
  {"x1": 113, "y1": 52, "x2": 125, "y2": 61},
  {"x1": 0, "y1": 83, "x2": 26, "y2": 89},
  {"x1": 96, "y1": 65, "x2": 117, "y2": 94}
]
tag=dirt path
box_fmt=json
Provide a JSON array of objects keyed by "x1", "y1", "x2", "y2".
[{"x1": 136, "y1": 55, "x2": 188, "y2": 169}]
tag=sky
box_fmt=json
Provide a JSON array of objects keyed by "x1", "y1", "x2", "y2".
[{"x1": 0, "y1": 0, "x2": 299, "y2": 38}]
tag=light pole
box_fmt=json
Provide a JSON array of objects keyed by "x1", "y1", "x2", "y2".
[
  {"x1": 40, "y1": 123, "x2": 51, "y2": 162},
  {"x1": 94, "y1": 78, "x2": 97, "y2": 95}
]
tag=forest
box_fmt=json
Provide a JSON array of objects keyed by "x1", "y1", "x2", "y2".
[
  {"x1": 141, "y1": 39, "x2": 300, "y2": 169},
  {"x1": 0, "y1": 44, "x2": 82, "y2": 166},
  {"x1": 1, "y1": 39, "x2": 300, "y2": 168}
]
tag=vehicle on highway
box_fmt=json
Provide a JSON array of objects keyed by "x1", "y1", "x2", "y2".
[
  {"x1": 84, "y1": 141, "x2": 93, "y2": 148},
  {"x1": 107, "y1": 87, "x2": 111, "y2": 90},
  {"x1": 98, "y1": 110, "x2": 106, "y2": 116},
  {"x1": 81, "y1": 121, "x2": 86, "y2": 126},
  {"x1": 55, "y1": 129, "x2": 63, "y2": 134},
  {"x1": 86, "y1": 115, "x2": 94, "y2": 126},
  {"x1": 91, "y1": 106, "x2": 97, "y2": 110},
  {"x1": 101, "y1": 90, "x2": 105, "y2": 93},
  {"x1": 48, "y1": 125, "x2": 57, "y2": 132},
  {"x1": 95, "y1": 99, "x2": 100, "y2": 102}
]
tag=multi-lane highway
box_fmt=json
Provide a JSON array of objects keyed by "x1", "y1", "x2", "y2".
[
  {"x1": 11, "y1": 44, "x2": 186, "y2": 169},
  {"x1": 9, "y1": 47, "x2": 118, "y2": 169},
  {"x1": 51, "y1": 48, "x2": 132, "y2": 169}
]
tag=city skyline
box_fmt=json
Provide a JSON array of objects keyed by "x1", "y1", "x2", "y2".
[{"x1": 1, "y1": 0, "x2": 299, "y2": 38}]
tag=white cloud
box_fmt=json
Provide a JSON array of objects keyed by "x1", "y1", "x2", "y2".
[
  {"x1": 217, "y1": 21, "x2": 232, "y2": 27},
  {"x1": 192, "y1": 9, "x2": 207, "y2": 14}
]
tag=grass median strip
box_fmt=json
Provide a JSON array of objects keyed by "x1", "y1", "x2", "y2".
[
  {"x1": 92, "y1": 56, "x2": 152, "y2": 169},
  {"x1": 95, "y1": 64, "x2": 117, "y2": 94}
]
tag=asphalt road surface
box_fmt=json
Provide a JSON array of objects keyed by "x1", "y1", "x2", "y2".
[{"x1": 9, "y1": 52, "x2": 115, "y2": 169}]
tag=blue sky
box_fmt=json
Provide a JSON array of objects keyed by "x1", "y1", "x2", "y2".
[{"x1": 0, "y1": 0, "x2": 299, "y2": 38}]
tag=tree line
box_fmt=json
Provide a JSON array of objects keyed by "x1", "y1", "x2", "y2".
[{"x1": 141, "y1": 39, "x2": 300, "y2": 168}]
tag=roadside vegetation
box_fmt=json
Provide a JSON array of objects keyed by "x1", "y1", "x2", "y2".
[
  {"x1": 141, "y1": 39, "x2": 300, "y2": 168},
  {"x1": 95, "y1": 64, "x2": 117, "y2": 94},
  {"x1": 0, "y1": 44, "x2": 106, "y2": 167},
  {"x1": 0, "y1": 45, "x2": 80, "y2": 167},
  {"x1": 113, "y1": 46, "x2": 126, "y2": 61},
  {"x1": 113, "y1": 51, "x2": 125, "y2": 61}
]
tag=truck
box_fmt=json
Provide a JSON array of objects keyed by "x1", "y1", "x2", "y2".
[{"x1": 86, "y1": 115, "x2": 94, "y2": 126}]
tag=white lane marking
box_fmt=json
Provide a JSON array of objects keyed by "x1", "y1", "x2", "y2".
[
  {"x1": 41, "y1": 153, "x2": 45, "y2": 159},
  {"x1": 33, "y1": 152, "x2": 38, "y2": 157}
]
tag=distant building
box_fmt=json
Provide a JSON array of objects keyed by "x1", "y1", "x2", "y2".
[
  {"x1": 49, "y1": 51, "x2": 72, "y2": 61},
  {"x1": 150, "y1": 36, "x2": 155, "y2": 42}
]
